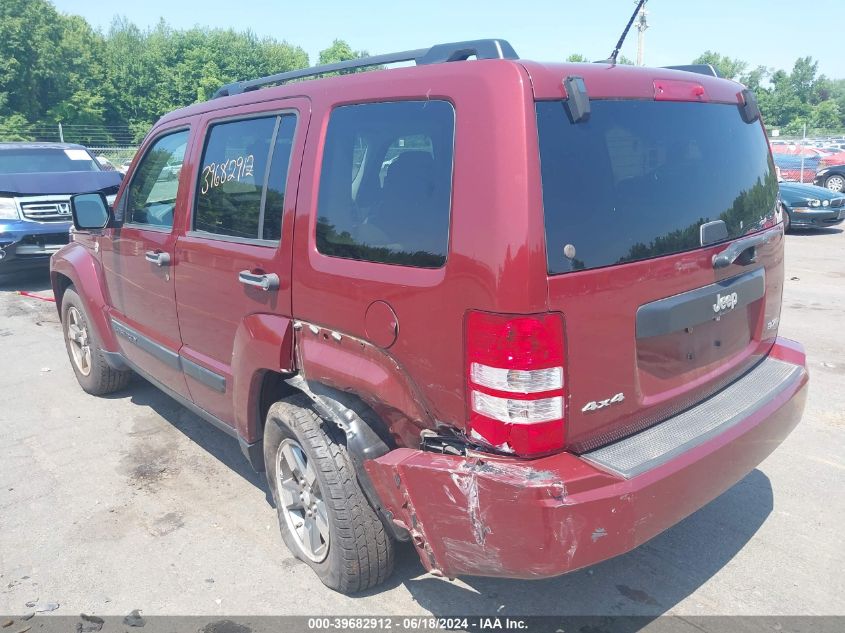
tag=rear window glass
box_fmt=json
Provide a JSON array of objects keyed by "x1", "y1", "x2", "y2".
[
  {"x1": 0, "y1": 148, "x2": 100, "y2": 174},
  {"x1": 537, "y1": 100, "x2": 778, "y2": 274},
  {"x1": 316, "y1": 100, "x2": 455, "y2": 268}
]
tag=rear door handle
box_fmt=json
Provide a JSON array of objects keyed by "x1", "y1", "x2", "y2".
[
  {"x1": 712, "y1": 232, "x2": 772, "y2": 269},
  {"x1": 145, "y1": 250, "x2": 171, "y2": 267},
  {"x1": 238, "y1": 270, "x2": 279, "y2": 291}
]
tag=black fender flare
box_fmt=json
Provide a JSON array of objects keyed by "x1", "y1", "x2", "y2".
[{"x1": 284, "y1": 375, "x2": 410, "y2": 542}]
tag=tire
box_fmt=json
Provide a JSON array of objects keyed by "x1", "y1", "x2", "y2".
[
  {"x1": 263, "y1": 394, "x2": 394, "y2": 593},
  {"x1": 825, "y1": 173, "x2": 845, "y2": 193},
  {"x1": 61, "y1": 287, "x2": 132, "y2": 395},
  {"x1": 783, "y1": 208, "x2": 792, "y2": 233}
]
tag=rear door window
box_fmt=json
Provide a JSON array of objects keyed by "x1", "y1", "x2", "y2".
[
  {"x1": 537, "y1": 100, "x2": 778, "y2": 274},
  {"x1": 316, "y1": 100, "x2": 455, "y2": 268},
  {"x1": 194, "y1": 114, "x2": 296, "y2": 242}
]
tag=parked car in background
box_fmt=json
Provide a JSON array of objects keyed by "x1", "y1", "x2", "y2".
[
  {"x1": 772, "y1": 152, "x2": 820, "y2": 183},
  {"x1": 161, "y1": 156, "x2": 182, "y2": 181},
  {"x1": 119, "y1": 158, "x2": 134, "y2": 175},
  {"x1": 0, "y1": 142, "x2": 122, "y2": 278},
  {"x1": 95, "y1": 156, "x2": 118, "y2": 172},
  {"x1": 779, "y1": 181, "x2": 845, "y2": 230},
  {"x1": 52, "y1": 39, "x2": 808, "y2": 594},
  {"x1": 814, "y1": 164, "x2": 845, "y2": 193}
]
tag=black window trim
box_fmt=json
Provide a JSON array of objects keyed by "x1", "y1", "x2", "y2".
[
  {"x1": 190, "y1": 108, "x2": 299, "y2": 247},
  {"x1": 122, "y1": 125, "x2": 191, "y2": 231},
  {"x1": 315, "y1": 98, "x2": 457, "y2": 269}
]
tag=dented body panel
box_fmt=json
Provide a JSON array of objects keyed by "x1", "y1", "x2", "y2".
[{"x1": 366, "y1": 338, "x2": 807, "y2": 579}]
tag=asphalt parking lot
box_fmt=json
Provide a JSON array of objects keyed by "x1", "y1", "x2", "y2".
[{"x1": 0, "y1": 227, "x2": 843, "y2": 619}]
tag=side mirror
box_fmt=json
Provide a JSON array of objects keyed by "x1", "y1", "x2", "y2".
[{"x1": 70, "y1": 192, "x2": 112, "y2": 230}]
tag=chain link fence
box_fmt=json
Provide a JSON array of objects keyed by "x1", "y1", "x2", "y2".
[
  {"x1": 0, "y1": 122, "x2": 139, "y2": 171},
  {"x1": 769, "y1": 126, "x2": 845, "y2": 184}
]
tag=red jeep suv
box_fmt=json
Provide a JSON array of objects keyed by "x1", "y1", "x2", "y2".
[{"x1": 51, "y1": 39, "x2": 808, "y2": 593}]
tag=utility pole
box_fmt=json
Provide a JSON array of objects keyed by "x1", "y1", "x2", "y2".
[{"x1": 636, "y1": 1, "x2": 649, "y2": 66}]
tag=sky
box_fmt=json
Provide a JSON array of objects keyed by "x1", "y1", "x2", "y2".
[{"x1": 51, "y1": 0, "x2": 844, "y2": 79}]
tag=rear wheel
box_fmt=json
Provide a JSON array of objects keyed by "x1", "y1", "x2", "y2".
[
  {"x1": 824, "y1": 174, "x2": 845, "y2": 193},
  {"x1": 61, "y1": 287, "x2": 132, "y2": 395},
  {"x1": 263, "y1": 394, "x2": 394, "y2": 593}
]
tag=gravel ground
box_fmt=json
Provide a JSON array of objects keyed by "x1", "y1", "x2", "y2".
[{"x1": 0, "y1": 227, "x2": 843, "y2": 618}]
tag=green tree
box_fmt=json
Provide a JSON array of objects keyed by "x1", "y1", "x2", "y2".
[
  {"x1": 739, "y1": 65, "x2": 769, "y2": 92},
  {"x1": 826, "y1": 78, "x2": 845, "y2": 127},
  {"x1": 566, "y1": 53, "x2": 589, "y2": 62},
  {"x1": 318, "y1": 39, "x2": 368, "y2": 66},
  {"x1": 0, "y1": 113, "x2": 33, "y2": 140},
  {"x1": 812, "y1": 100, "x2": 842, "y2": 131},
  {"x1": 101, "y1": 18, "x2": 308, "y2": 135},
  {"x1": 0, "y1": 0, "x2": 64, "y2": 121},
  {"x1": 789, "y1": 56, "x2": 819, "y2": 104},
  {"x1": 692, "y1": 50, "x2": 747, "y2": 80},
  {"x1": 759, "y1": 69, "x2": 811, "y2": 128}
]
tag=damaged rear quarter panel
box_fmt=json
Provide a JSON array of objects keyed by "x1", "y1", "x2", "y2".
[
  {"x1": 364, "y1": 448, "x2": 623, "y2": 579},
  {"x1": 294, "y1": 325, "x2": 435, "y2": 447}
]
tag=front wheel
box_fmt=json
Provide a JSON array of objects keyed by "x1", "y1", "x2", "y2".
[
  {"x1": 263, "y1": 394, "x2": 394, "y2": 593},
  {"x1": 61, "y1": 287, "x2": 132, "y2": 395},
  {"x1": 783, "y1": 208, "x2": 792, "y2": 232},
  {"x1": 824, "y1": 173, "x2": 845, "y2": 193}
]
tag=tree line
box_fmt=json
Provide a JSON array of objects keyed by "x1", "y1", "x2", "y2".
[
  {"x1": 567, "y1": 50, "x2": 844, "y2": 135},
  {"x1": 1, "y1": 0, "x2": 842, "y2": 146},
  {"x1": 0, "y1": 0, "x2": 366, "y2": 144},
  {"x1": 691, "y1": 51, "x2": 844, "y2": 135}
]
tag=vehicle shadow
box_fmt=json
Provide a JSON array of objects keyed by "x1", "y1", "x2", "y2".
[
  {"x1": 787, "y1": 226, "x2": 843, "y2": 236},
  {"x1": 123, "y1": 377, "x2": 271, "y2": 499},
  {"x1": 103, "y1": 374, "x2": 774, "y2": 619},
  {"x1": 0, "y1": 269, "x2": 53, "y2": 293},
  {"x1": 375, "y1": 469, "x2": 774, "y2": 617}
]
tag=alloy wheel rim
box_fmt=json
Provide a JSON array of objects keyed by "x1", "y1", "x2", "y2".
[
  {"x1": 276, "y1": 439, "x2": 330, "y2": 562},
  {"x1": 66, "y1": 306, "x2": 92, "y2": 376},
  {"x1": 827, "y1": 175, "x2": 844, "y2": 192}
]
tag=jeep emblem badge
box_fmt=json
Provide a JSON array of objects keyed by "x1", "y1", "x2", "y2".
[{"x1": 713, "y1": 291, "x2": 738, "y2": 314}]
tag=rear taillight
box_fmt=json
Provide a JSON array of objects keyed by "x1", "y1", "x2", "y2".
[{"x1": 465, "y1": 311, "x2": 566, "y2": 456}]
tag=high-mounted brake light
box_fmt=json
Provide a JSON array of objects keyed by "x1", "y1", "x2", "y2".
[
  {"x1": 654, "y1": 79, "x2": 708, "y2": 102},
  {"x1": 465, "y1": 311, "x2": 566, "y2": 456}
]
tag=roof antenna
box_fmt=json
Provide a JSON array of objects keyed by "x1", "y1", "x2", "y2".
[{"x1": 598, "y1": 0, "x2": 647, "y2": 65}]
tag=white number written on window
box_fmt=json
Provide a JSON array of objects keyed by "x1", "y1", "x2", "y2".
[{"x1": 200, "y1": 154, "x2": 255, "y2": 194}]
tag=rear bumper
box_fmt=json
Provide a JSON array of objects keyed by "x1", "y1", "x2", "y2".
[{"x1": 366, "y1": 338, "x2": 808, "y2": 579}]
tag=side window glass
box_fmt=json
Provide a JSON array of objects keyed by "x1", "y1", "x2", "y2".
[
  {"x1": 126, "y1": 130, "x2": 189, "y2": 228},
  {"x1": 316, "y1": 101, "x2": 455, "y2": 268},
  {"x1": 195, "y1": 115, "x2": 296, "y2": 241},
  {"x1": 262, "y1": 115, "x2": 297, "y2": 241}
]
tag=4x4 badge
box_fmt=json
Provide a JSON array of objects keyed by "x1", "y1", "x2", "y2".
[{"x1": 582, "y1": 392, "x2": 625, "y2": 413}]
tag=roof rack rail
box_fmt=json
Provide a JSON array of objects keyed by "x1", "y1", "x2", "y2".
[
  {"x1": 662, "y1": 64, "x2": 721, "y2": 78},
  {"x1": 212, "y1": 39, "x2": 519, "y2": 99}
]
